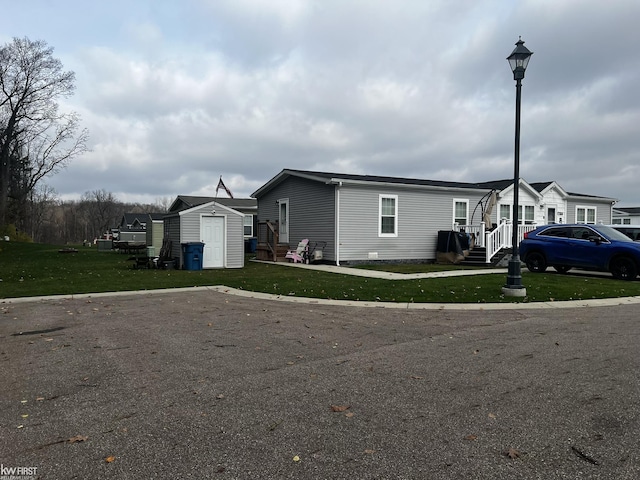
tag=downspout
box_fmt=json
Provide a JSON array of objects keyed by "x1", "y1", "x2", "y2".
[{"x1": 335, "y1": 182, "x2": 342, "y2": 265}]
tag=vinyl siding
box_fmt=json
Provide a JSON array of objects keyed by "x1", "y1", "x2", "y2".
[
  {"x1": 163, "y1": 215, "x2": 181, "y2": 262},
  {"x1": 338, "y1": 185, "x2": 486, "y2": 262},
  {"x1": 566, "y1": 199, "x2": 613, "y2": 224},
  {"x1": 256, "y1": 177, "x2": 336, "y2": 261}
]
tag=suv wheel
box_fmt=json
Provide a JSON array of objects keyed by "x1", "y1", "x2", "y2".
[
  {"x1": 610, "y1": 256, "x2": 638, "y2": 281},
  {"x1": 525, "y1": 252, "x2": 547, "y2": 273}
]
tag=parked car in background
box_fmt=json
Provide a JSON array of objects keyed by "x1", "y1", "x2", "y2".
[
  {"x1": 519, "y1": 224, "x2": 640, "y2": 280},
  {"x1": 610, "y1": 225, "x2": 640, "y2": 241}
]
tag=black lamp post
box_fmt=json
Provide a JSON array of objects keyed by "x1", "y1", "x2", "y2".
[{"x1": 503, "y1": 37, "x2": 532, "y2": 297}]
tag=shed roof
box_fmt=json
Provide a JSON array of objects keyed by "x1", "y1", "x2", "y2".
[{"x1": 169, "y1": 196, "x2": 256, "y2": 213}]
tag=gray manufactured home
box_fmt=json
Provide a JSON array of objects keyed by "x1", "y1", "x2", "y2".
[{"x1": 252, "y1": 169, "x2": 616, "y2": 265}]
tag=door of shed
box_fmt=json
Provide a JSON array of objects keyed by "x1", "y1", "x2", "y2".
[{"x1": 201, "y1": 216, "x2": 224, "y2": 268}]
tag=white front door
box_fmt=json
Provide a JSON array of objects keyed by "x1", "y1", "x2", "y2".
[
  {"x1": 201, "y1": 216, "x2": 224, "y2": 268},
  {"x1": 278, "y1": 199, "x2": 289, "y2": 244}
]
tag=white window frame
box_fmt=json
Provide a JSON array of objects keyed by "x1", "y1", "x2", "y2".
[
  {"x1": 453, "y1": 199, "x2": 469, "y2": 226},
  {"x1": 498, "y1": 203, "x2": 534, "y2": 224},
  {"x1": 576, "y1": 206, "x2": 597, "y2": 224},
  {"x1": 519, "y1": 205, "x2": 535, "y2": 225},
  {"x1": 379, "y1": 194, "x2": 398, "y2": 237},
  {"x1": 243, "y1": 214, "x2": 253, "y2": 237},
  {"x1": 499, "y1": 204, "x2": 511, "y2": 222}
]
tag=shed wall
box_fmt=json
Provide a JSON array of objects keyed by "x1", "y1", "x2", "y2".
[{"x1": 178, "y1": 205, "x2": 244, "y2": 268}]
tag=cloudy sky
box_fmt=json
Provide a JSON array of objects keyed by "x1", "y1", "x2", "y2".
[{"x1": 2, "y1": 0, "x2": 639, "y2": 206}]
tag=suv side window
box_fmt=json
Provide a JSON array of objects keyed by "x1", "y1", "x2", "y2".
[
  {"x1": 570, "y1": 227, "x2": 593, "y2": 240},
  {"x1": 538, "y1": 227, "x2": 568, "y2": 238}
]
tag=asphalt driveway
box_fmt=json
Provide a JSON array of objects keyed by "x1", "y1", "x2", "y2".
[{"x1": 1, "y1": 290, "x2": 639, "y2": 479}]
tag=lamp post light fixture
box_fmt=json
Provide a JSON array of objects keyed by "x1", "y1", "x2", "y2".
[{"x1": 503, "y1": 37, "x2": 533, "y2": 298}]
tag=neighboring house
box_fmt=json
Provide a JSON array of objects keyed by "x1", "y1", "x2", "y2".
[
  {"x1": 117, "y1": 213, "x2": 149, "y2": 243},
  {"x1": 163, "y1": 200, "x2": 245, "y2": 269},
  {"x1": 251, "y1": 169, "x2": 617, "y2": 265},
  {"x1": 146, "y1": 213, "x2": 166, "y2": 255},
  {"x1": 612, "y1": 207, "x2": 640, "y2": 225},
  {"x1": 169, "y1": 196, "x2": 257, "y2": 238}
]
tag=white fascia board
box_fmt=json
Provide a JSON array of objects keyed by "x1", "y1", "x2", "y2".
[
  {"x1": 179, "y1": 201, "x2": 244, "y2": 217},
  {"x1": 540, "y1": 181, "x2": 568, "y2": 198}
]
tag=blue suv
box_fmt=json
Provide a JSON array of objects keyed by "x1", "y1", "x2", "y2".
[{"x1": 519, "y1": 224, "x2": 640, "y2": 281}]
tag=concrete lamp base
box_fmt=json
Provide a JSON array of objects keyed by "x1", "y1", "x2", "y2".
[{"x1": 502, "y1": 286, "x2": 527, "y2": 297}]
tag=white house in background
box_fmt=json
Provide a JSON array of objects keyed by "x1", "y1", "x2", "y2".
[
  {"x1": 252, "y1": 169, "x2": 617, "y2": 265},
  {"x1": 612, "y1": 207, "x2": 640, "y2": 225}
]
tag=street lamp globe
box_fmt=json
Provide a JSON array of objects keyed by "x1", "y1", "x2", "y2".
[{"x1": 507, "y1": 37, "x2": 533, "y2": 80}]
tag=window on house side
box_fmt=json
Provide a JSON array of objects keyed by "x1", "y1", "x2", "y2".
[
  {"x1": 500, "y1": 204, "x2": 511, "y2": 221},
  {"x1": 576, "y1": 206, "x2": 596, "y2": 224},
  {"x1": 244, "y1": 215, "x2": 253, "y2": 237},
  {"x1": 379, "y1": 195, "x2": 397, "y2": 237},
  {"x1": 453, "y1": 200, "x2": 468, "y2": 226},
  {"x1": 519, "y1": 205, "x2": 535, "y2": 224}
]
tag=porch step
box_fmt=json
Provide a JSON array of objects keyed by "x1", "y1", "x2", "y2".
[
  {"x1": 460, "y1": 247, "x2": 507, "y2": 267},
  {"x1": 256, "y1": 243, "x2": 290, "y2": 262}
]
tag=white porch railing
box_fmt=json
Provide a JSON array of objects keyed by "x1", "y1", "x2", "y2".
[
  {"x1": 454, "y1": 220, "x2": 538, "y2": 263},
  {"x1": 454, "y1": 222, "x2": 486, "y2": 248}
]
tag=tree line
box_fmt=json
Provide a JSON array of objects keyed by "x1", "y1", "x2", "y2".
[
  {"x1": 1, "y1": 37, "x2": 89, "y2": 240},
  {"x1": 20, "y1": 188, "x2": 169, "y2": 245}
]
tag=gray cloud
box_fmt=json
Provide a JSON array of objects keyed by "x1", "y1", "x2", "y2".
[{"x1": 2, "y1": 0, "x2": 639, "y2": 207}]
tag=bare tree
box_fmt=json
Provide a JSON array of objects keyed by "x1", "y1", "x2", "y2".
[
  {"x1": 0, "y1": 37, "x2": 88, "y2": 228},
  {"x1": 80, "y1": 189, "x2": 121, "y2": 240},
  {"x1": 27, "y1": 183, "x2": 58, "y2": 242},
  {"x1": 154, "y1": 196, "x2": 173, "y2": 213}
]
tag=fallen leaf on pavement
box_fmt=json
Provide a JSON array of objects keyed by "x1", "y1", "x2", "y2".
[
  {"x1": 105, "y1": 456, "x2": 116, "y2": 463},
  {"x1": 364, "y1": 449, "x2": 375, "y2": 454},
  {"x1": 505, "y1": 448, "x2": 520, "y2": 459},
  {"x1": 330, "y1": 405, "x2": 350, "y2": 412},
  {"x1": 464, "y1": 434, "x2": 477, "y2": 441},
  {"x1": 68, "y1": 435, "x2": 88, "y2": 443}
]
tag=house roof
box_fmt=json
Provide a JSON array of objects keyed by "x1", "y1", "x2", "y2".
[
  {"x1": 252, "y1": 169, "x2": 616, "y2": 202},
  {"x1": 613, "y1": 207, "x2": 640, "y2": 215},
  {"x1": 252, "y1": 169, "x2": 495, "y2": 197},
  {"x1": 169, "y1": 195, "x2": 256, "y2": 213},
  {"x1": 119, "y1": 213, "x2": 150, "y2": 231}
]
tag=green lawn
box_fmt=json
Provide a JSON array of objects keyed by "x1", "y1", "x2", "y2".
[{"x1": 1, "y1": 241, "x2": 639, "y2": 303}]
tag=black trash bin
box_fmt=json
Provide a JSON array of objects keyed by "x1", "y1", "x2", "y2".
[{"x1": 181, "y1": 242, "x2": 204, "y2": 270}]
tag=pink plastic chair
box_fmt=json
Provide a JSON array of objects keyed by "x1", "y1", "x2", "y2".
[{"x1": 285, "y1": 239, "x2": 309, "y2": 263}]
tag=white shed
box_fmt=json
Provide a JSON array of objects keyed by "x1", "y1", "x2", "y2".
[{"x1": 163, "y1": 200, "x2": 245, "y2": 269}]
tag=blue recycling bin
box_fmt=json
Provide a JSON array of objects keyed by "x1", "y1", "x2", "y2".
[{"x1": 181, "y1": 242, "x2": 204, "y2": 270}]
